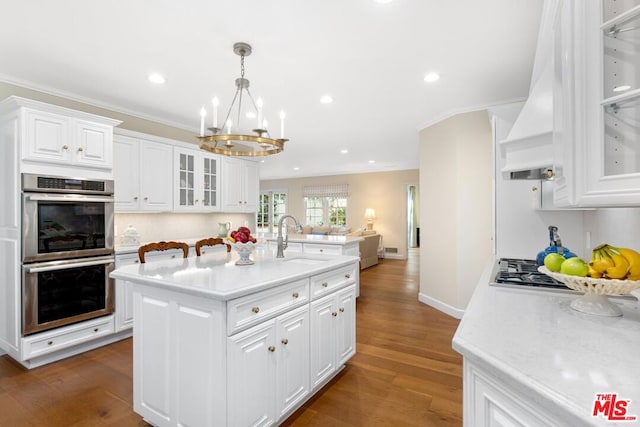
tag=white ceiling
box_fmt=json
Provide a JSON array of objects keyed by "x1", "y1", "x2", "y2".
[{"x1": 0, "y1": 0, "x2": 543, "y2": 180}]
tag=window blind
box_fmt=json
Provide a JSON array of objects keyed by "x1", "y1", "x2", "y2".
[{"x1": 302, "y1": 184, "x2": 349, "y2": 198}]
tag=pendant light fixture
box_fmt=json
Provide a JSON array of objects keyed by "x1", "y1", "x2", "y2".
[{"x1": 197, "y1": 42, "x2": 288, "y2": 157}]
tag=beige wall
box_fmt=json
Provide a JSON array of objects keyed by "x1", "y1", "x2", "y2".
[
  {"x1": 419, "y1": 110, "x2": 493, "y2": 316},
  {"x1": 261, "y1": 170, "x2": 419, "y2": 259}
]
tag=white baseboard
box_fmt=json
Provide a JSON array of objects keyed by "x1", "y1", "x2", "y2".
[{"x1": 418, "y1": 292, "x2": 465, "y2": 319}]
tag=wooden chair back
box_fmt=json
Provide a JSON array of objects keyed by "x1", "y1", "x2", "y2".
[
  {"x1": 195, "y1": 237, "x2": 231, "y2": 256},
  {"x1": 138, "y1": 241, "x2": 189, "y2": 263}
]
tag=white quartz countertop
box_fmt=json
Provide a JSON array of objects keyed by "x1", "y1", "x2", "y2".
[
  {"x1": 257, "y1": 233, "x2": 363, "y2": 245},
  {"x1": 453, "y1": 260, "x2": 640, "y2": 426},
  {"x1": 110, "y1": 249, "x2": 359, "y2": 301}
]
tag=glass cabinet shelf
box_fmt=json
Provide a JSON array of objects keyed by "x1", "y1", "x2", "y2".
[
  {"x1": 602, "y1": 4, "x2": 640, "y2": 99},
  {"x1": 602, "y1": 93, "x2": 640, "y2": 176}
]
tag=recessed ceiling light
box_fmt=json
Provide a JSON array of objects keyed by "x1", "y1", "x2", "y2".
[
  {"x1": 613, "y1": 85, "x2": 631, "y2": 92},
  {"x1": 340, "y1": 149, "x2": 349, "y2": 154},
  {"x1": 374, "y1": 0, "x2": 393, "y2": 3},
  {"x1": 423, "y1": 72, "x2": 440, "y2": 83},
  {"x1": 368, "y1": 160, "x2": 376, "y2": 164},
  {"x1": 293, "y1": 167, "x2": 300, "y2": 171},
  {"x1": 320, "y1": 95, "x2": 333, "y2": 104},
  {"x1": 148, "y1": 73, "x2": 166, "y2": 84}
]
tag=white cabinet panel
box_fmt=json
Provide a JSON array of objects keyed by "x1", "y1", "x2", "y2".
[
  {"x1": 113, "y1": 134, "x2": 173, "y2": 212},
  {"x1": 222, "y1": 157, "x2": 259, "y2": 212}
]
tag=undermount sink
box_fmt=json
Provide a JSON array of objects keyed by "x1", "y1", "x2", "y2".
[{"x1": 282, "y1": 257, "x2": 327, "y2": 265}]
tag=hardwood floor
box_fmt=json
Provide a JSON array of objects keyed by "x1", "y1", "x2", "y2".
[{"x1": 0, "y1": 251, "x2": 462, "y2": 426}]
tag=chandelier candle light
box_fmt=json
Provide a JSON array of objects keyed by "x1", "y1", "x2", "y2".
[{"x1": 197, "y1": 42, "x2": 288, "y2": 157}]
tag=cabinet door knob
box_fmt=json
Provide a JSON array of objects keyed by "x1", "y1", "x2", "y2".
[
  {"x1": 251, "y1": 307, "x2": 260, "y2": 314},
  {"x1": 332, "y1": 312, "x2": 338, "y2": 317},
  {"x1": 144, "y1": 197, "x2": 149, "y2": 201},
  {"x1": 268, "y1": 346, "x2": 275, "y2": 352},
  {"x1": 345, "y1": 273, "x2": 351, "y2": 279},
  {"x1": 94, "y1": 328, "x2": 99, "y2": 332},
  {"x1": 77, "y1": 147, "x2": 84, "y2": 152},
  {"x1": 47, "y1": 340, "x2": 54, "y2": 346},
  {"x1": 292, "y1": 292, "x2": 299, "y2": 298},
  {"x1": 281, "y1": 338, "x2": 288, "y2": 345},
  {"x1": 339, "y1": 307, "x2": 345, "y2": 313},
  {"x1": 320, "y1": 249, "x2": 324, "y2": 253},
  {"x1": 62, "y1": 144, "x2": 69, "y2": 150},
  {"x1": 133, "y1": 196, "x2": 139, "y2": 201},
  {"x1": 322, "y1": 282, "x2": 328, "y2": 288}
]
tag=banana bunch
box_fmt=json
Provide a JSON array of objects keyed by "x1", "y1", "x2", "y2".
[{"x1": 588, "y1": 244, "x2": 640, "y2": 280}]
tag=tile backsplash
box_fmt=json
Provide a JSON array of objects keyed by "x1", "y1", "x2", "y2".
[{"x1": 114, "y1": 212, "x2": 255, "y2": 244}]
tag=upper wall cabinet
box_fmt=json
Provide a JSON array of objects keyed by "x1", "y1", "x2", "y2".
[
  {"x1": 0, "y1": 96, "x2": 121, "y2": 177},
  {"x1": 113, "y1": 133, "x2": 173, "y2": 212},
  {"x1": 173, "y1": 147, "x2": 221, "y2": 212},
  {"x1": 222, "y1": 157, "x2": 259, "y2": 212},
  {"x1": 553, "y1": 0, "x2": 640, "y2": 207}
]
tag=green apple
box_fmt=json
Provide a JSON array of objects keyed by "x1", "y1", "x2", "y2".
[
  {"x1": 544, "y1": 253, "x2": 565, "y2": 272},
  {"x1": 560, "y1": 257, "x2": 589, "y2": 277}
]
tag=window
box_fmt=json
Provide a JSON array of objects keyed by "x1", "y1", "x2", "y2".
[
  {"x1": 258, "y1": 190, "x2": 288, "y2": 233},
  {"x1": 304, "y1": 197, "x2": 324, "y2": 225},
  {"x1": 302, "y1": 184, "x2": 349, "y2": 226}
]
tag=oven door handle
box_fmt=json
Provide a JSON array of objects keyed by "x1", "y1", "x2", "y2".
[
  {"x1": 26, "y1": 257, "x2": 115, "y2": 273},
  {"x1": 26, "y1": 194, "x2": 114, "y2": 203}
]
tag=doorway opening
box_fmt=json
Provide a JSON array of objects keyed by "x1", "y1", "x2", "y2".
[{"x1": 406, "y1": 184, "x2": 419, "y2": 251}]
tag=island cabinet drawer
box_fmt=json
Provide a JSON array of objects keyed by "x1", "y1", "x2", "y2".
[
  {"x1": 303, "y1": 243, "x2": 342, "y2": 255},
  {"x1": 310, "y1": 264, "x2": 357, "y2": 299},
  {"x1": 21, "y1": 315, "x2": 114, "y2": 360},
  {"x1": 227, "y1": 278, "x2": 310, "y2": 335}
]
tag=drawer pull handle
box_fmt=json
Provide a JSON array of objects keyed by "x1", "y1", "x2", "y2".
[
  {"x1": 339, "y1": 307, "x2": 345, "y2": 313},
  {"x1": 77, "y1": 147, "x2": 84, "y2": 152},
  {"x1": 47, "y1": 340, "x2": 54, "y2": 346},
  {"x1": 94, "y1": 328, "x2": 99, "y2": 332},
  {"x1": 268, "y1": 346, "x2": 275, "y2": 352},
  {"x1": 134, "y1": 260, "x2": 139, "y2": 264},
  {"x1": 252, "y1": 307, "x2": 260, "y2": 314},
  {"x1": 320, "y1": 249, "x2": 324, "y2": 252},
  {"x1": 292, "y1": 292, "x2": 299, "y2": 298},
  {"x1": 332, "y1": 312, "x2": 338, "y2": 317},
  {"x1": 133, "y1": 196, "x2": 139, "y2": 201},
  {"x1": 62, "y1": 145, "x2": 69, "y2": 150},
  {"x1": 322, "y1": 282, "x2": 328, "y2": 288},
  {"x1": 345, "y1": 273, "x2": 351, "y2": 279},
  {"x1": 281, "y1": 338, "x2": 288, "y2": 345}
]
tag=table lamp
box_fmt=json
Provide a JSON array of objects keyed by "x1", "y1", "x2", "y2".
[{"x1": 364, "y1": 208, "x2": 376, "y2": 231}]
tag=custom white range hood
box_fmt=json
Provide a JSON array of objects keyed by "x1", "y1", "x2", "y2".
[{"x1": 499, "y1": 0, "x2": 555, "y2": 179}]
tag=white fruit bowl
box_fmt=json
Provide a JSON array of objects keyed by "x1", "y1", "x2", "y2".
[
  {"x1": 231, "y1": 242, "x2": 256, "y2": 265},
  {"x1": 538, "y1": 266, "x2": 640, "y2": 317}
]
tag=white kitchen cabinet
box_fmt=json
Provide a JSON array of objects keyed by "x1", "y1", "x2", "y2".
[
  {"x1": 113, "y1": 132, "x2": 173, "y2": 212},
  {"x1": 0, "y1": 97, "x2": 120, "y2": 179},
  {"x1": 173, "y1": 147, "x2": 220, "y2": 211},
  {"x1": 134, "y1": 286, "x2": 227, "y2": 427},
  {"x1": 463, "y1": 360, "x2": 559, "y2": 427},
  {"x1": 121, "y1": 257, "x2": 359, "y2": 426},
  {"x1": 222, "y1": 157, "x2": 259, "y2": 212},
  {"x1": 310, "y1": 284, "x2": 356, "y2": 390},
  {"x1": 227, "y1": 305, "x2": 310, "y2": 425},
  {"x1": 552, "y1": 0, "x2": 640, "y2": 207}
]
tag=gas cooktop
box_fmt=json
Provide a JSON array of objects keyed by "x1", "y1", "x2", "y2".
[{"x1": 491, "y1": 258, "x2": 574, "y2": 292}]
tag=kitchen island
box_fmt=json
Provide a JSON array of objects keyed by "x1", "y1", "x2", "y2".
[
  {"x1": 111, "y1": 250, "x2": 359, "y2": 427},
  {"x1": 453, "y1": 262, "x2": 640, "y2": 426}
]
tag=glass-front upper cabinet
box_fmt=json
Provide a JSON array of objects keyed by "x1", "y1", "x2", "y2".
[
  {"x1": 173, "y1": 147, "x2": 220, "y2": 212},
  {"x1": 553, "y1": 0, "x2": 640, "y2": 207},
  {"x1": 602, "y1": 1, "x2": 640, "y2": 177}
]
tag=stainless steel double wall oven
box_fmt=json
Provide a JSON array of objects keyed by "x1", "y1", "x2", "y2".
[{"x1": 21, "y1": 173, "x2": 115, "y2": 335}]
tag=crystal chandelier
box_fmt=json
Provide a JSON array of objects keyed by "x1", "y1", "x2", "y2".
[{"x1": 197, "y1": 42, "x2": 287, "y2": 157}]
